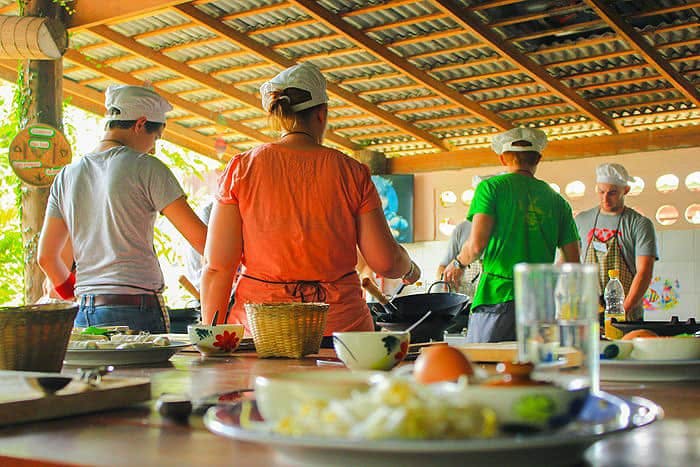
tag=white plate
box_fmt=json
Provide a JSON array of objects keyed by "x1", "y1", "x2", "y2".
[
  {"x1": 600, "y1": 359, "x2": 700, "y2": 382},
  {"x1": 204, "y1": 393, "x2": 659, "y2": 467},
  {"x1": 64, "y1": 342, "x2": 190, "y2": 366}
]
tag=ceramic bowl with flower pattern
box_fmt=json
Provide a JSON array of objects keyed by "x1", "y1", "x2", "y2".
[
  {"x1": 333, "y1": 331, "x2": 410, "y2": 371},
  {"x1": 188, "y1": 324, "x2": 245, "y2": 356}
]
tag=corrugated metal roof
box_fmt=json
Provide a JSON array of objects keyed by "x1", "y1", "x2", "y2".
[{"x1": 2, "y1": 0, "x2": 697, "y2": 162}]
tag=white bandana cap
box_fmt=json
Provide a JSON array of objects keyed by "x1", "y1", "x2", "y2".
[
  {"x1": 596, "y1": 163, "x2": 634, "y2": 186},
  {"x1": 260, "y1": 62, "x2": 328, "y2": 113},
  {"x1": 491, "y1": 127, "x2": 548, "y2": 155},
  {"x1": 104, "y1": 85, "x2": 172, "y2": 123}
]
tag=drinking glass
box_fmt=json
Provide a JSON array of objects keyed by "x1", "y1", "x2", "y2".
[{"x1": 514, "y1": 263, "x2": 600, "y2": 392}]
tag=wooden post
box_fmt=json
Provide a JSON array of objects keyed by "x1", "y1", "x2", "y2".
[{"x1": 20, "y1": 0, "x2": 66, "y2": 304}]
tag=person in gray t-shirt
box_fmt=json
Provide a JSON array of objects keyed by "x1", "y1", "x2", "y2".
[
  {"x1": 436, "y1": 220, "x2": 481, "y2": 297},
  {"x1": 575, "y1": 163, "x2": 658, "y2": 320},
  {"x1": 38, "y1": 85, "x2": 207, "y2": 332}
]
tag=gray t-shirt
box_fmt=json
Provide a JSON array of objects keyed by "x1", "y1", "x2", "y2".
[
  {"x1": 439, "y1": 220, "x2": 481, "y2": 296},
  {"x1": 184, "y1": 200, "x2": 213, "y2": 290},
  {"x1": 575, "y1": 206, "x2": 659, "y2": 276},
  {"x1": 440, "y1": 220, "x2": 473, "y2": 266},
  {"x1": 46, "y1": 147, "x2": 185, "y2": 295}
]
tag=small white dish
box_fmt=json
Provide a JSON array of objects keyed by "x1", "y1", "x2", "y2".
[{"x1": 630, "y1": 336, "x2": 700, "y2": 361}]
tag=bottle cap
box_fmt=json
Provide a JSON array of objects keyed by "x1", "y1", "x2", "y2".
[{"x1": 607, "y1": 269, "x2": 619, "y2": 279}]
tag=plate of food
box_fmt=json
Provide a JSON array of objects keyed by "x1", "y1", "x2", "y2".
[
  {"x1": 599, "y1": 359, "x2": 700, "y2": 382},
  {"x1": 204, "y1": 392, "x2": 659, "y2": 467},
  {"x1": 64, "y1": 332, "x2": 190, "y2": 366},
  {"x1": 599, "y1": 334, "x2": 700, "y2": 381}
]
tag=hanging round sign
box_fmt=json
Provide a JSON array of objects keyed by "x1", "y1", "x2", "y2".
[{"x1": 8, "y1": 123, "x2": 72, "y2": 186}]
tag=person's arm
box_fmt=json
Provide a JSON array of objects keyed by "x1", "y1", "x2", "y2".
[
  {"x1": 559, "y1": 240, "x2": 581, "y2": 263},
  {"x1": 200, "y1": 202, "x2": 242, "y2": 324},
  {"x1": 356, "y1": 207, "x2": 420, "y2": 283},
  {"x1": 436, "y1": 264, "x2": 446, "y2": 280},
  {"x1": 37, "y1": 216, "x2": 74, "y2": 298},
  {"x1": 162, "y1": 196, "x2": 207, "y2": 255},
  {"x1": 624, "y1": 255, "x2": 654, "y2": 317},
  {"x1": 443, "y1": 213, "x2": 493, "y2": 285}
]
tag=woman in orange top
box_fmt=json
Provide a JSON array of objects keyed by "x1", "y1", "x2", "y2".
[{"x1": 200, "y1": 62, "x2": 420, "y2": 338}]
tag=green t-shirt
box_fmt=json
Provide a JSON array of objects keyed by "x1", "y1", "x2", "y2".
[{"x1": 468, "y1": 173, "x2": 579, "y2": 308}]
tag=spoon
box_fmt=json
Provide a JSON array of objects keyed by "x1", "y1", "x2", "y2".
[
  {"x1": 25, "y1": 376, "x2": 73, "y2": 396},
  {"x1": 405, "y1": 310, "x2": 432, "y2": 334}
]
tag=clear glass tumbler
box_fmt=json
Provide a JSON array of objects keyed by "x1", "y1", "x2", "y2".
[{"x1": 514, "y1": 263, "x2": 600, "y2": 392}]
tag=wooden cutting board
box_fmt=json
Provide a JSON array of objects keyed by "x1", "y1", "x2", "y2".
[
  {"x1": 455, "y1": 341, "x2": 582, "y2": 367},
  {"x1": 0, "y1": 370, "x2": 150, "y2": 425}
]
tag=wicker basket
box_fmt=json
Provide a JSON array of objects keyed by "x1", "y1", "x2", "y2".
[
  {"x1": 0, "y1": 303, "x2": 78, "y2": 371},
  {"x1": 245, "y1": 302, "x2": 329, "y2": 358}
]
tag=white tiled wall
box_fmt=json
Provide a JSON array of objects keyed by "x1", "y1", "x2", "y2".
[
  {"x1": 404, "y1": 228, "x2": 699, "y2": 321},
  {"x1": 644, "y1": 229, "x2": 699, "y2": 322}
]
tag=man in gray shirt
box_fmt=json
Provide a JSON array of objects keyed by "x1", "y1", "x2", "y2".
[
  {"x1": 38, "y1": 85, "x2": 207, "y2": 332},
  {"x1": 575, "y1": 163, "x2": 658, "y2": 320},
  {"x1": 437, "y1": 220, "x2": 481, "y2": 297}
]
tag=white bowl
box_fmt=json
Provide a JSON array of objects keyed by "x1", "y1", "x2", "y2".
[
  {"x1": 630, "y1": 336, "x2": 700, "y2": 361},
  {"x1": 333, "y1": 331, "x2": 410, "y2": 371},
  {"x1": 434, "y1": 382, "x2": 590, "y2": 429},
  {"x1": 254, "y1": 369, "x2": 379, "y2": 422},
  {"x1": 187, "y1": 324, "x2": 245, "y2": 356},
  {"x1": 599, "y1": 340, "x2": 634, "y2": 360}
]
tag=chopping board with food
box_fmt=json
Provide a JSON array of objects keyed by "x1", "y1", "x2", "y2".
[
  {"x1": 0, "y1": 370, "x2": 150, "y2": 425},
  {"x1": 455, "y1": 342, "x2": 582, "y2": 367}
]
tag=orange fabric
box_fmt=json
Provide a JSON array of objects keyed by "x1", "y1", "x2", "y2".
[{"x1": 216, "y1": 143, "x2": 382, "y2": 335}]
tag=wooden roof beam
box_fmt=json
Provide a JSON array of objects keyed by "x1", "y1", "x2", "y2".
[
  {"x1": 433, "y1": 0, "x2": 618, "y2": 134},
  {"x1": 220, "y1": 2, "x2": 293, "y2": 21},
  {"x1": 509, "y1": 20, "x2": 607, "y2": 43},
  {"x1": 489, "y1": 4, "x2": 587, "y2": 29},
  {"x1": 469, "y1": 0, "x2": 527, "y2": 11},
  {"x1": 625, "y1": 2, "x2": 700, "y2": 19},
  {"x1": 64, "y1": 48, "x2": 273, "y2": 144},
  {"x1": 603, "y1": 98, "x2": 689, "y2": 113},
  {"x1": 408, "y1": 42, "x2": 488, "y2": 61},
  {"x1": 68, "y1": 0, "x2": 190, "y2": 31},
  {"x1": 175, "y1": 3, "x2": 444, "y2": 150},
  {"x1": 290, "y1": 0, "x2": 510, "y2": 132},
  {"x1": 364, "y1": 12, "x2": 450, "y2": 33},
  {"x1": 586, "y1": 0, "x2": 700, "y2": 107},
  {"x1": 341, "y1": 0, "x2": 419, "y2": 17},
  {"x1": 388, "y1": 125, "x2": 700, "y2": 173}
]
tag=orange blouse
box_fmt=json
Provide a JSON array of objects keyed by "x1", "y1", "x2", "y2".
[{"x1": 216, "y1": 143, "x2": 382, "y2": 335}]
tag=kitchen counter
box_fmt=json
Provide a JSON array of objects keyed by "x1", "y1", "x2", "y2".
[{"x1": 0, "y1": 350, "x2": 698, "y2": 466}]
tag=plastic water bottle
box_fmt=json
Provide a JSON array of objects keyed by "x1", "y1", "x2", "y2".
[{"x1": 604, "y1": 269, "x2": 626, "y2": 339}]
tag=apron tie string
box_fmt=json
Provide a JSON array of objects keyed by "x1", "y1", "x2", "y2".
[{"x1": 241, "y1": 271, "x2": 355, "y2": 303}]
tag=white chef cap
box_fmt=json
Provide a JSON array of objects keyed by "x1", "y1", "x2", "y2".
[
  {"x1": 491, "y1": 127, "x2": 548, "y2": 155},
  {"x1": 104, "y1": 85, "x2": 172, "y2": 123},
  {"x1": 596, "y1": 163, "x2": 634, "y2": 186},
  {"x1": 260, "y1": 62, "x2": 328, "y2": 113}
]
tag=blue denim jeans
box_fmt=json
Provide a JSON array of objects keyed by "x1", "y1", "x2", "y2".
[{"x1": 76, "y1": 295, "x2": 167, "y2": 333}]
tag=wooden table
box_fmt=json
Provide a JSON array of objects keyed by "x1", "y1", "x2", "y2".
[{"x1": 0, "y1": 350, "x2": 698, "y2": 466}]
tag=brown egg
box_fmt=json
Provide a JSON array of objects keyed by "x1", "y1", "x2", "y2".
[
  {"x1": 621, "y1": 329, "x2": 659, "y2": 340},
  {"x1": 413, "y1": 345, "x2": 473, "y2": 384}
]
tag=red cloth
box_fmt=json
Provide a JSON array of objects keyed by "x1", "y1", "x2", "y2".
[
  {"x1": 217, "y1": 144, "x2": 382, "y2": 335},
  {"x1": 55, "y1": 271, "x2": 76, "y2": 300}
]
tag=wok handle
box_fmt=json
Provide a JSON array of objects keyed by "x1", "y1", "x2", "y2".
[
  {"x1": 427, "y1": 280, "x2": 452, "y2": 294},
  {"x1": 361, "y1": 277, "x2": 389, "y2": 304}
]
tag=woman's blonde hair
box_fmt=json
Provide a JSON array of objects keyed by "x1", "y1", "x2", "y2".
[{"x1": 267, "y1": 88, "x2": 319, "y2": 133}]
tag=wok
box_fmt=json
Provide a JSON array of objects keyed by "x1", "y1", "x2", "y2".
[{"x1": 372, "y1": 282, "x2": 470, "y2": 343}]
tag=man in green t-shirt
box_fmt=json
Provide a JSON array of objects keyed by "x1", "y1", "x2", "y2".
[{"x1": 444, "y1": 128, "x2": 581, "y2": 343}]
